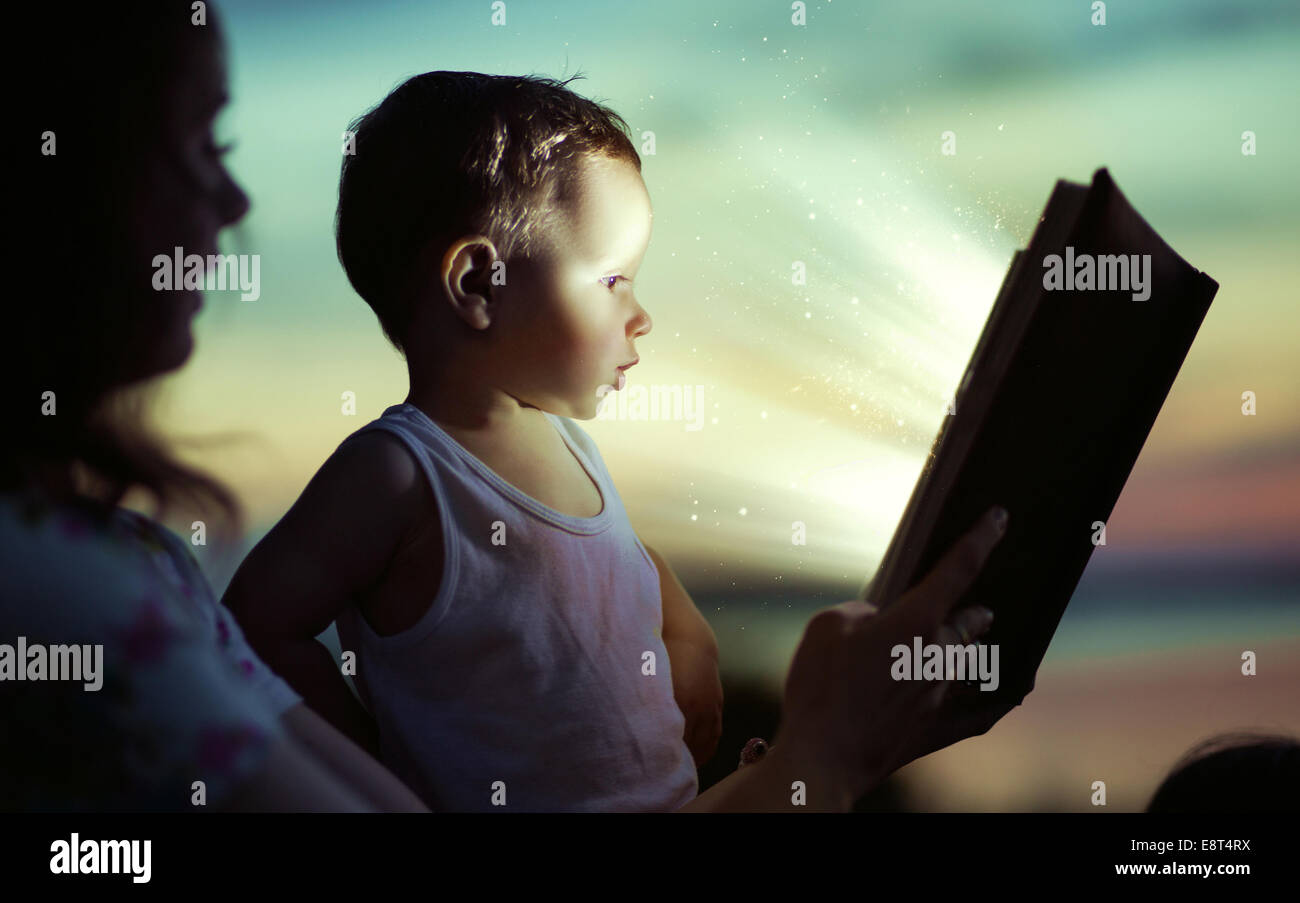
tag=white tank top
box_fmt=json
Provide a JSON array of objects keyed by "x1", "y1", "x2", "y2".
[{"x1": 335, "y1": 403, "x2": 699, "y2": 812}]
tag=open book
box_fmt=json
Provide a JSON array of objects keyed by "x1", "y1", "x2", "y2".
[{"x1": 862, "y1": 168, "x2": 1219, "y2": 704}]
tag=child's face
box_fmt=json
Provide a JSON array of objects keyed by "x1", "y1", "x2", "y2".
[{"x1": 493, "y1": 154, "x2": 653, "y2": 420}]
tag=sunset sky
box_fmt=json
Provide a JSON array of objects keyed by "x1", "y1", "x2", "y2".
[
  {"x1": 144, "y1": 0, "x2": 1300, "y2": 811},
  {"x1": 163, "y1": 0, "x2": 1299, "y2": 600}
]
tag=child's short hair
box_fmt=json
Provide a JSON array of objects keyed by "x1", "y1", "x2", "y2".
[{"x1": 336, "y1": 71, "x2": 641, "y2": 354}]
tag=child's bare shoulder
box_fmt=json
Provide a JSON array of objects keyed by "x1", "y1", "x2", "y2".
[
  {"x1": 223, "y1": 427, "x2": 439, "y2": 637},
  {"x1": 328, "y1": 430, "x2": 445, "y2": 636},
  {"x1": 333, "y1": 428, "x2": 421, "y2": 489},
  {"x1": 302, "y1": 428, "x2": 433, "y2": 543}
]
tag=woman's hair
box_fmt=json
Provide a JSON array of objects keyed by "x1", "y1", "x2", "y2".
[
  {"x1": 8, "y1": 2, "x2": 241, "y2": 536},
  {"x1": 1146, "y1": 732, "x2": 1300, "y2": 813},
  {"x1": 335, "y1": 71, "x2": 642, "y2": 354}
]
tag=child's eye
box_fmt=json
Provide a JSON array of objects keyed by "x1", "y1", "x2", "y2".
[{"x1": 601, "y1": 275, "x2": 627, "y2": 291}]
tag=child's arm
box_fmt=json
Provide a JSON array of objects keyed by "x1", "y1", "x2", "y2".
[
  {"x1": 644, "y1": 543, "x2": 724, "y2": 768},
  {"x1": 224, "y1": 432, "x2": 428, "y2": 758},
  {"x1": 676, "y1": 740, "x2": 857, "y2": 812}
]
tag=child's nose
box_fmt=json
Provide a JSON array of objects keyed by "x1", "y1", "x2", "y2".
[{"x1": 630, "y1": 305, "x2": 652, "y2": 338}]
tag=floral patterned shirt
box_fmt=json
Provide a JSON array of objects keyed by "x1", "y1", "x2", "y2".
[{"x1": 0, "y1": 490, "x2": 302, "y2": 811}]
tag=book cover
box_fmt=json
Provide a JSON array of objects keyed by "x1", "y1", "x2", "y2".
[{"x1": 864, "y1": 168, "x2": 1220, "y2": 705}]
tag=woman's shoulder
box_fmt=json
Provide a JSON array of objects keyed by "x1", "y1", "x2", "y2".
[
  {"x1": 0, "y1": 490, "x2": 252, "y2": 655},
  {"x1": 0, "y1": 491, "x2": 168, "y2": 631},
  {"x1": 0, "y1": 491, "x2": 290, "y2": 810}
]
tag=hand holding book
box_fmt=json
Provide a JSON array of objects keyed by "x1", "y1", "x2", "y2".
[{"x1": 773, "y1": 506, "x2": 1018, "y2": 804}]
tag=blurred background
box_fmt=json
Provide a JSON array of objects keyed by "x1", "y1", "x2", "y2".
[{"x1": 164, "y1": 0, "x2": 1299, "y2": 810}]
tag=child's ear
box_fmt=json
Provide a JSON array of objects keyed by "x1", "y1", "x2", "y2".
[{"x1": 439, "y1": 236, "x2": 498, "y2": 329}]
